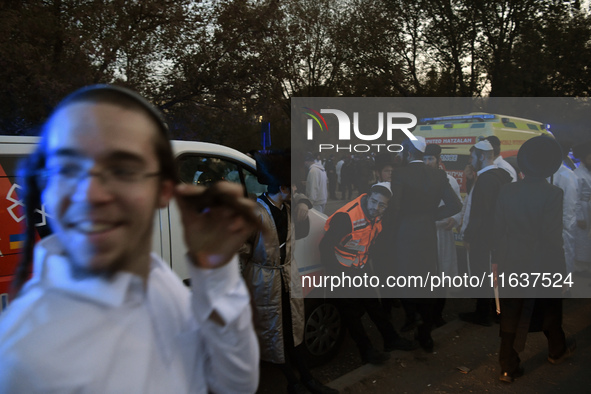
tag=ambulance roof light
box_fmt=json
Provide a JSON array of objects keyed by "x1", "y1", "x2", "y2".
[{"x1": 420, "y1": 114, "x2": 495, "y2": 123}]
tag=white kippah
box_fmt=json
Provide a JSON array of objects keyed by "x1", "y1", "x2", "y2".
[
  {"x1": 411, "y1": 136, "x2": 426, "y2": 153},
  {"x1": 371, "y1": 181, "x2": 392, "y2": 197},
  {"x1": 474, "y1": 140, "x2": 494, "y2": 151}
]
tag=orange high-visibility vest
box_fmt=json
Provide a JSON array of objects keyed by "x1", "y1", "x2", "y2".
[{"x1": 324, "y1": 194, "x2": 383, "y2": 268}]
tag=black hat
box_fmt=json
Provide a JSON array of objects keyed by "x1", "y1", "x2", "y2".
[
  {"x1": 59, "y1": 84, "x2": 168, "y2": 134},
  {"x1": 374, "y1": 153, "x2": 394, "y2": 170},
  {"x1": 424, "y1": 144, "x2": 442, "y2": 157},
  {"x1": 517, "y1": 136, "x2": 562, "y2": 178},
  {"x1": 485, "y1": 135, "x2": 501, "y2": 148},
  {"x1": 572, "y1": 141, "x2": 591, "y2": 160},
  {"x1": 255, "y1": 150, "x2": 291, "y2": 186}
]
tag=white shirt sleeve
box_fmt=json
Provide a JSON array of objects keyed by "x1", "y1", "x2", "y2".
[
  {"x1": 189, "y1": 255, "x2": 259, "y2": 393},
  {"x1": 447, "y1": 174, "x2": 463, "y2": 225}
]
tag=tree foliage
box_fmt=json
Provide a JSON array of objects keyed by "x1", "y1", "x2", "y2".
[{"x1": 2, "y1": 0, "x2": 591, "y2": 146}]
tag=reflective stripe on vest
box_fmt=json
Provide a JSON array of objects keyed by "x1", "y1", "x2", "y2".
[{"x1": 324, "y1": 194, "x2": 382, "y2": 269}]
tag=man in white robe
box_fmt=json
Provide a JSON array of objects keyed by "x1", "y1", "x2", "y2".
[
  {"x1": 551, "y1": 162, "x2": 578, "y2": 274},
  {"x1": 573, "y1": 141, "x2": 591, "y2": 274}
]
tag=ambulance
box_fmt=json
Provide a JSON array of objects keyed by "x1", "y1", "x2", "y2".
[{"x1": 414, "y1": 113, "x2": 555, "y2": 193}]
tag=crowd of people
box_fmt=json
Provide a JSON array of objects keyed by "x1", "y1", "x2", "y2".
[
  {"x1": 0, "y1": 84, "x2": 589, "y2": 392},
  {"x1": 315, "y1": 134, "x2": 589, "y2": 384},
  {"x1": 305, "y1": 153, "x2": 380, "y2": 206}
]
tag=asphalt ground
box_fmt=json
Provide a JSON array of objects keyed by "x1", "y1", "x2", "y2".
[{"x1": 258, "y1": 297, "x2": 591, "y2": 394}]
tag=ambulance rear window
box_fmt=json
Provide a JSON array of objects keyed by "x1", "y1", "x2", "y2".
[{"x1": 470, "y1": 123, "x2": 485, "y2": 128}]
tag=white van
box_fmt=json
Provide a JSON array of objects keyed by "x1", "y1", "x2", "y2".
[
  {"x1": 0, "y1": 136, "x2": 340, "y2": 363},
  {"x1": 0, "y1": 137, "x2": 269, "y2": 289}
]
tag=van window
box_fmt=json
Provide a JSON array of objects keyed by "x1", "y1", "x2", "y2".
[
  {"x1": 241, "y1": 167, "x2": 267, "y2": 197},
  {"x1": 177, "y1": 155, "x2": 240, "y2": 187},
  {"x1": 175, "y1": 154, "x2": 267, "y2": 198}
]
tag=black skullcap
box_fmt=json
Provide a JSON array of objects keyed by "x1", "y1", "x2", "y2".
[
  {"x1": 255, "y1": 150, "x2": 291, "y2": 186},
  {"x1": 485, "y1": 135, "x2": 501, "y2": 148},
  {"x1": 424, "y1": 144, "x2": 442, "y2": 157},
  {"x1": 58, "y1": 84, "x2": 168, "y2": 134}
]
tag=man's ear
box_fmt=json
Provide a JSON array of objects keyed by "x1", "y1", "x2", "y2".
[
  {"x1": 158, "y1": 179, "x2": 175, "y2": 208},
  {"x1": 280, "y1": 185, "x2": 291, "y2": 195}
]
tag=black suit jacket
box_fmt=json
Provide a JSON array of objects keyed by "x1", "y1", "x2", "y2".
[
  {"x1": 493, "y1": 177, "x2": 565, "y2": 297},
  {"x1": 463, "y1": 168, "x2": 512, "y2": 247},
  {"x1": 376, "y1": 162, "x2": 462, "y2": 282},
  {"x1": 493, "y1": 177, "x2": 565, "y2": 339},
  {"x1": 463, "y1": 167, "x2": 512, "y2": 276}
]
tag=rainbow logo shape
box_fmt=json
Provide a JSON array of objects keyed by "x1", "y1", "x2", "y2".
[{"x1": 303, "y1": 107, "x2": 329, "y2": 132}]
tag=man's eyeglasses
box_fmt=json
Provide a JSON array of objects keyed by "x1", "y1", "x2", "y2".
[{"x1": 38, "y1": 163, "x2": 160, "y2": 189}]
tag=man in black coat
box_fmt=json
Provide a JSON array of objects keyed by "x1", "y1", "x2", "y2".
[
  {"x1": 460, "y1": 140, "x2": 512, "y2": 326},
  {"x1": 493, "y1": 136, "x2": 576, "y2": 383},
  {"x1": 377, "y1": 136, "x2": 462, "y2": 351}
]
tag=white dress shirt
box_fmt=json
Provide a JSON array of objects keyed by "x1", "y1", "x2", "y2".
[
  {"x1": 435, "y1": 173, "x2": 463, "y2": 276},
  {"x1": 0, "y1": 235, "x2": 259, "y2": 394},
  {"x1": 494, "y1": 156, "x2": 518, "y2": 182}
]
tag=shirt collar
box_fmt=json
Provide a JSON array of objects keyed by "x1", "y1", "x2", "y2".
[
  {"x1": 477, "y1": 164, "x2": 497, "y2": 176},
  {"x1": 27, "y1": 235, "x2": 146, "y2": 307}
]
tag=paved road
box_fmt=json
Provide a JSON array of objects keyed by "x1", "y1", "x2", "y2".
[{"x1": 258, "y1": 297, "x2": 591, "y2": 393}]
